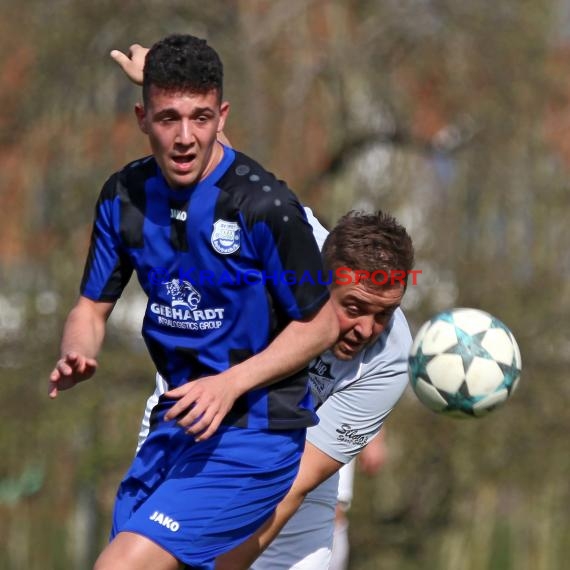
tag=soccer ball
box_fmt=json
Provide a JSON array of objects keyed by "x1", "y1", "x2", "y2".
[{"x1": 408, "y1": 308, "x2": 522, "y2": 417}]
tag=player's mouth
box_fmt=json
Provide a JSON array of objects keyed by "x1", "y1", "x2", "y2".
[
  {"x1": 339, "y1": 338, "x2": 365, "y2": 355},
  {"x1": 171, "y1": 154, "x2": 197, "y2": 172}
]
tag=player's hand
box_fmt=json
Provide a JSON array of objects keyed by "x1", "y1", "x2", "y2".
[
  {"x1": 110, "y1": 44, "x2": 148, "y2": 86},
  {"x1": 48, "y1": 352, "x2": 97, "y2": 399},
  {"x1": 164, "y1": 374, "x2": 240, "y2": 441}
]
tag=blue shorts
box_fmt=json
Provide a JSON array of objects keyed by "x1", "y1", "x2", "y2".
[{"x1": 111, "y1": 418, "x2": 305, "y2": 569}]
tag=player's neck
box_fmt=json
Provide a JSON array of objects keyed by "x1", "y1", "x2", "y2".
[{"x1": 199, "y1": 141, "x2": 225, "y2": 182}]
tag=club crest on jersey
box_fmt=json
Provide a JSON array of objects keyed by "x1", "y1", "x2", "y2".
[{"x1": 211, "y1": 219, "x2": 241, "y2": 255}]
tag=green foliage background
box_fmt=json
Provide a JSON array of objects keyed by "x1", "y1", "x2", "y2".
[{"x1": 0, "y1": 1, "x2": 569, "y2": 568}]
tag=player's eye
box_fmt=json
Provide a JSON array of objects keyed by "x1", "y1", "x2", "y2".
[
  {"x1": 345, "y1": 305, "x2": 361, "y2": 317},
  {"x1": 375, "y1": 310, "x2": 393, "y2": 324}
]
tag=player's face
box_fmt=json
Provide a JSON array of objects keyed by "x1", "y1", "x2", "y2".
[
  {"x1": 135, "y1": 85, "x2": 229, "y2": 189},
  {"x1": 330, "y1": 279, "x2": 404, "y2": 361}
]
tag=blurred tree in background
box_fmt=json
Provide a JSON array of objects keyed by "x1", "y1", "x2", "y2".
[{"x1": 0, "y1": 1, "x2": 568, "y2": 568}]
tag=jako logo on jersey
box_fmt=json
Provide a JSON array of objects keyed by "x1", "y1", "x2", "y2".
[
  {"x1": 170, "y1": 208, "x2": 187, "y2": 221},
  {"x1": 149, "y1": 511, "x2": 180, "y2": 532},
  {"x1": 211, "y1": 219, "x2": 240, "y2": 254},
  {"x1": 310, "y1": 357, "x2": 333, "y2": 379}
]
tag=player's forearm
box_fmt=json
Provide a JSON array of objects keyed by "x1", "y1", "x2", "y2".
[
  {"x1": 59, "y1": 297, "x2": 110, "y2": 358},
  {"x1": 230, "y1": 299, "x2": 339, "y2": 396}
]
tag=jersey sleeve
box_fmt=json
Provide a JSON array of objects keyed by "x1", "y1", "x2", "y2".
[
  {"x1": 306, "y1": 309, "x2": 412, "y2": 463},
  {"x1": 303, "y1": 206, "x2": 329, "y2": 250},
  {"x1": 246, "y1": 182, "x2": 329, "y2": 320},
  {"x1": 80, "y1": 174, "x2": 134, "y2": 302}
]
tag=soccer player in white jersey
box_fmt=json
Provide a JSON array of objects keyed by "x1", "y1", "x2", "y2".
[
  {"x1": 113, "y1": 46, "x2": 415, "y2": 570},
  {"x1": 224, "y1": 209, "x2": 414, "y2": 570}
]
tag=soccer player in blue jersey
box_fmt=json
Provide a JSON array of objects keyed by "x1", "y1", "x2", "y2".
[
  {"x1": 112, "y1": 44, "x2": 415, "y2": 570},
  {"x1": 48, "y1": 34, "x2": 339, "y2": 570}
]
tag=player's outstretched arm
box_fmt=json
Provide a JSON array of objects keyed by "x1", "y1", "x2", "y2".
[
  {"x1": 215, "y1": 442, "x2": 343, "y2": 570},
  {"x1": 165, "y1": 299, "x2": 339, "y2": 441},
  {"x1": 48, "y1": 296, "x2": 114, "y2": 398}
]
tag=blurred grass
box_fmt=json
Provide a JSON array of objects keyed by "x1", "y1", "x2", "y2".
[
  {"x1": 0, "y1": 342, "x2": 153, "y2": 569},
  {"x1": 348, "y1": 387, "x2": 570, "y2": 570}
]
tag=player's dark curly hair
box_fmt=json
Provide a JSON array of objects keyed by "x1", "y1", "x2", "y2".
[
  {"x1": 143, "y1": 34, "x2": 223, "y2": 104},
  {"x1": 322, "y1": 210, "x2": 415, "y2": 287}
]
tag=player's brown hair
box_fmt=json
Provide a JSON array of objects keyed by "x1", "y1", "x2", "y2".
[
  {"x1": 143, "y1": 34, "x2": 224, "y2": 105},
  {"x1": 322, "y1": 210, "x2": 415, "y2": 287}
]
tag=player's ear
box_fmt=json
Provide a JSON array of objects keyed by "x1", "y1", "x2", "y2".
[
  {"x1": 217, "y1": 101, "x2": 230, "y2": 134},
  {"x1": 135, "y1": 102, "x2": 148, "y2": 134}
]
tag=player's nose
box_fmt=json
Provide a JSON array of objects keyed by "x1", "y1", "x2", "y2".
[
  {"x1": 176, "y1": 119, "x2": 194, "y2": 145},
  {"x1": 355, "y1": 315, "x2": 375, "y2": 340}
]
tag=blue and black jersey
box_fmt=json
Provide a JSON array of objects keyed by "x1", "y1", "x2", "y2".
[{"x1": 81, "y1": 146, "x2": 329, "y2": 429}]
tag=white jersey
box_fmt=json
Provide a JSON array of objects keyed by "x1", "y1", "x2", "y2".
[
  {"x1": 253, "y1": 309, "x2": 411, "y2": 570},
  {"x1": 307, "y1": 307, "x2": 411, "y2": 464},
  {"x1": 136, "y1": 373, "x2": 167, "y2": 454}
]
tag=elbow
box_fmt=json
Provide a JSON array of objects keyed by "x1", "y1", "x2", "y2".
[{"x1": 288, "y1": 480, "x2": 312, "y2": 507}]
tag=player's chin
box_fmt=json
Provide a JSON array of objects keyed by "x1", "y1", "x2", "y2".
[
  {"x1": 170, "y1": 173, "x2": 198, "y2": 188},
  {"x1": 165, "y1": 165, "x2": 200, "y2": 188},
  {"x1": 331, "y1": 342, "x2": 360, "y2": 361}
]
